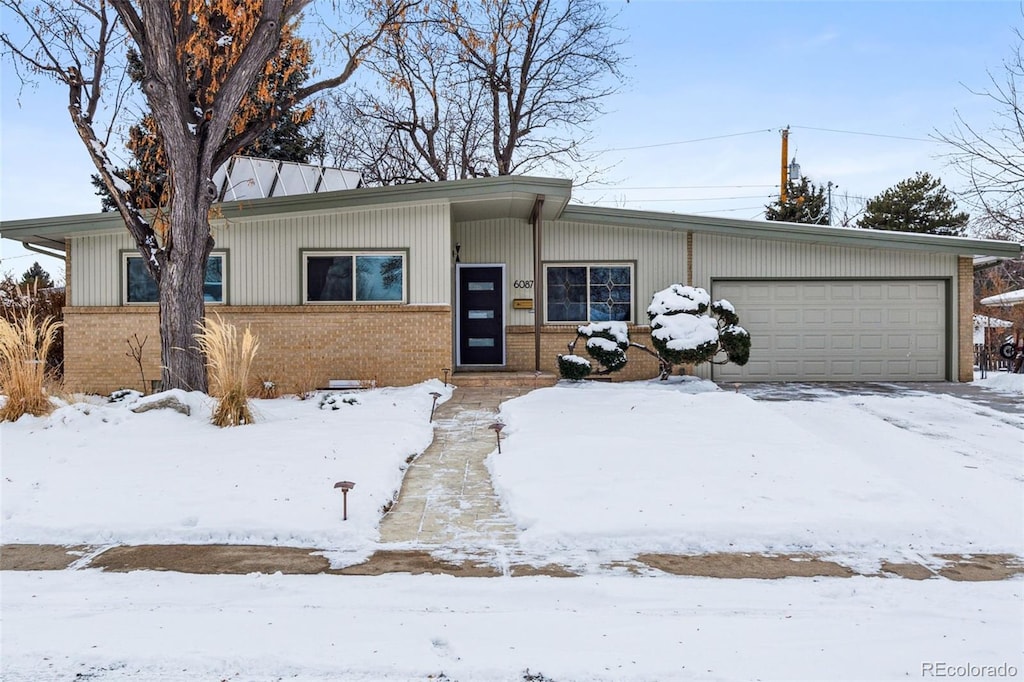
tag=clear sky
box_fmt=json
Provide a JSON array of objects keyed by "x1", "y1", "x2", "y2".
[{"x1": 1, "y1": 0, "x2": 1020, "y2": 281}]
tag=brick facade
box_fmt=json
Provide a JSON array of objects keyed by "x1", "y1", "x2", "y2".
[
  {"x1": 64, "y1": 305, "x2": 451, "y2": 395},
  {"x1": 505, "y1": 324, "x2": 666, "y2": 381},
  {"x1": 958, "y1": 256, "x2": 973, "y2": 382}
]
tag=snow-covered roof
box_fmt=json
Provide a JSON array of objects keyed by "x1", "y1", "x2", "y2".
[{"x1": 980, "y1": 289, "x2": 1024, "y2": 307}]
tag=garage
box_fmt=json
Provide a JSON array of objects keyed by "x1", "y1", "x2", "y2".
[{"x1": 712, "y1": 279, "x2": 948, "y2": 382}]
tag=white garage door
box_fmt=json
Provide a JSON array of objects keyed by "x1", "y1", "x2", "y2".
[{"x1": 713, "y1": 280, "x2": 947, "y2": 382}]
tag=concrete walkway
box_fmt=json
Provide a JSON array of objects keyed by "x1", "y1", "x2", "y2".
[{"x1": 377, "y1": 386, "x2": 533, "y2": 553}]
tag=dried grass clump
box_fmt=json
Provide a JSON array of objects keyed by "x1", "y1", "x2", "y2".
[
  {"x1": 194, "y1": 314, "x2": 259, "y2": 427},
  {"x1": 251, "y1": 375, "x2": 279, "y2": 399},
  {"x1": 0, "y1": 309, "x2": 62, "y2": 421}
]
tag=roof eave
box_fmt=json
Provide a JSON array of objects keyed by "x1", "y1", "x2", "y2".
[
  {"x1": 1, "y1": 175, "x2": 574, "y2": 251},
  {"x1": 560, "y1": 204, "x2": 1023, "y2": 258}
]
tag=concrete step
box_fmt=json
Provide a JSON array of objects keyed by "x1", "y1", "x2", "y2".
[{"x1": 450, "y1": 371, "x2": 558, "y2": 388}]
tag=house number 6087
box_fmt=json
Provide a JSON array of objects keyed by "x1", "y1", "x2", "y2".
[{"x1": 513, "y1": 279, "x2": 534, "y2": 289}]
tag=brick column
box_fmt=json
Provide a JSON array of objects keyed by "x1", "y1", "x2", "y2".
[{"x1": 957, "y1": 256, "x2": 974, "y2": 382}]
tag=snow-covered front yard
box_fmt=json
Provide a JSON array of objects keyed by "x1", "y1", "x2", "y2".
[
  {"x1": 489, "y1": 377, "x2": 1024, "y2": 568},
  {"x1": 2, "y1": 374, "x2": 1022, "y2": 680}
]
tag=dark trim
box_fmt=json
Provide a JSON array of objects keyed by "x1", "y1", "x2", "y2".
[{"x1": 299, "y1": 248, "x2": 411, "y2": 305}]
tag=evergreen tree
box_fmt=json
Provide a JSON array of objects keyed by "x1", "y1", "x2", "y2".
[
  {"x1": 765, "y1": 177, "x2": 829, "y2": 224},
  {"x1": 93, "y1": 49, "x2": 325, "y2": 212},
  {"x1": 19, "y1": 262, "x2": 54, "y2": 289},
  {"x1": 857, "y1": 172, "x2": 969, "y2": 236}
]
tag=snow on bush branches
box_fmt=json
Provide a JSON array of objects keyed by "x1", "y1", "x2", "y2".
[{"x1": 557, "y1": 284, "x2": 751, "y2": 381}]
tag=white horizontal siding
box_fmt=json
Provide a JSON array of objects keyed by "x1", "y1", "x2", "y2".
[
  {"x1": 453, "y1": 218, "x2": 688, "y2": 326},
  {"x1": 692, "y1": 233, "x2": 956, "y2": 283},
  {"x1": 70, "y1": 202, "x2": 451, "y2": 306}
]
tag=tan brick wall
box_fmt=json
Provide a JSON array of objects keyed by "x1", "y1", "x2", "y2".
[
  {"x1": 506, "y1": 325, "x2": 666, "y2": 381},
  {"x1": 64, "y1": 305, "x2": 451, "y2": 395},
  {"x1": 958, "y1": 256, "x2": 973, "y2": 382}
]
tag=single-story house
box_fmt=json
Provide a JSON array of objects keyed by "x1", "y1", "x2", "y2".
[{"x1": 3, "y1": 174, "x2": 1020, "y2": 393}]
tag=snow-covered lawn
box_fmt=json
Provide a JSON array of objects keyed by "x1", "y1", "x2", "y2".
[
  {"x1": 2, "y1": 374, "x2": 1023, "y2": 680},
  {"x1": 489, "y1": 377, "x2": 1024, "y2": 567},
  {"x1": 1, "y1": 381, "x2": 451, "y2": 553}
]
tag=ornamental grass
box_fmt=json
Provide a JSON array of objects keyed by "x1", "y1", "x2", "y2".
[
  {"x1": 194, "y1": 314, "x2": 259, "y2": 427},
  {"x1": 0, "y1": 309, "x2": 61, "y2": 421}
]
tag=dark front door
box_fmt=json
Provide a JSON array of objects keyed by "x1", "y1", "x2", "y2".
[{"x1": 458, "y1": 265, "x2": 504, "y2": 365}]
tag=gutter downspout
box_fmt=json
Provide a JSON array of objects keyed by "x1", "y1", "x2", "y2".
[
  {"x1": 21, "y1": 242, "x2": 67, "y2": 260},
  {"x1": 531, "y1": 195, "x2": 545, "y2": 372}
]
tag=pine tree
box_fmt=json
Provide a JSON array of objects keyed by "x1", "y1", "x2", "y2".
[
  {"x1": 93, "y1": 48, "x2": 325, "y2": 212},
  {"x1": 858, "y1": 172, "x2": 969, "y2": 236},
  {"x1": 765, "y1": 177, "x2": 829, "y2": 224},
  {"x1": 19, "y1": 262, "x2": 54, "y2": 289}
]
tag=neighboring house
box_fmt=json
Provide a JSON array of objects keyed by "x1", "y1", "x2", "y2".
[{"x1": 2, "y1": 175, "x2": 1020, "y2": 394}]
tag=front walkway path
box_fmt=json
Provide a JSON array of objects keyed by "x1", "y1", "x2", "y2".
[{"x1": 377, "y1": 386, "x2": 532, "y2": 553}]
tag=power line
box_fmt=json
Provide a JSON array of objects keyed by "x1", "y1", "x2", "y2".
[
  {"x1": 791, "y1": 125, "x2": 933, "y2": 143},
  {"x1": 595, "y1": 128, "x2": 774, "y2": 153},
  {"x1": 588, "y1": 194, "x2": 769, "y2": 203},
  {"x1": 575, "y1": 184, "x2": 777, "y2": 191}
]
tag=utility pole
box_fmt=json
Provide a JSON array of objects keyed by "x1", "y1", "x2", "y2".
[
  {"x1": 827, "y1": 181, "x2": 835, "y2": 225},
  {"x1": 780, "y1": 126, "x2": 790, "y2": 203}
]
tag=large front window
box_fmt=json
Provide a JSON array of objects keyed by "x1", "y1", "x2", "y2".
[
  {"x1": 304, "y1": 251, "x2": 406, "y2": 303},
  {"x1": 123, "y1": 252, "x2": 225, "y2": 304},
  {"x1": 545, "y1": 263, "x2": 633, "y2": 322}
]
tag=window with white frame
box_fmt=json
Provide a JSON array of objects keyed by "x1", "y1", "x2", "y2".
[
  {"x1": 545, "y1": 263, "x2": 633, "y2": 323},
  {"x1": 303, "y1": 251, "x2": 407, "y2": 303},
  {"x1": 123, "y1": 252, "x2": 226, "y2": 304}
]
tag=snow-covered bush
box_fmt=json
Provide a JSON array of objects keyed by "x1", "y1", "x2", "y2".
[
  {"x1": 558, "y1": 321, "x2": 630, "y2": 380},
  {"x1": 556, "y1": 284, "x2": 751, "y2": 381},
  {"x1": 557, "y1": 354, "x2": 592, "y2": 380},
  {"x1": 648, "y1": 284, "x2": 751, "y2": 374}
]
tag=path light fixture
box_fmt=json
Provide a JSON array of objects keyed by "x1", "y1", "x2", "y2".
[
  {"x1": 442, "y1": 368, "x2": 450, "y2": 387},
  {"x1": 334, "y1": 480, "x2": 355, "y2": 521},
  {"x1": 429, "y1": 392, "x2": 442, "y2": 421},
  {"x1": 489, "y1": 421, "x2": 505, "y2": 454}
]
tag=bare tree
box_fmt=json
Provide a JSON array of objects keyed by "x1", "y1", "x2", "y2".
[
  {"x1": 324, "y1": 0, "x2": 626, "y2": 184},
  {"x1": 938, "y1": 30, "x2": 1024, "y2": 240},
  {"x1": 1, "y1": 0, "x2": 409, "y2": 391}
]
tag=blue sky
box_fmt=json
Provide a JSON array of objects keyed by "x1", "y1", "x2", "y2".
[{"x1": 1, "y1": 1, "x2": 1020, "y2": 280}]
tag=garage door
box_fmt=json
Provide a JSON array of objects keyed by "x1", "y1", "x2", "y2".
[{"x1": 713, "y1": 280, "x2": 947, "y2": 382}]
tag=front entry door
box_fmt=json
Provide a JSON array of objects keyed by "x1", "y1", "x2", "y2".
[{"x1": 458, "y1": 265, "x2": 505, "y2": 365}]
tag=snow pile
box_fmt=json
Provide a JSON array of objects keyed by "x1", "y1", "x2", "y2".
[
  {"x1": 975, "y1": 371, "x2": 1024, "y2": 394},
  {"x1": 1, "y1": 381, "x2": 451, "y2": 549},
  {"x1": 489, "y1": 380, "x2": 1023, "y2": 561}
]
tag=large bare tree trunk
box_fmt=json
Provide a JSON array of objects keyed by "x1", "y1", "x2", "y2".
[{"x1": 158, "y1": 180, "x2": 215, "y2": 391}]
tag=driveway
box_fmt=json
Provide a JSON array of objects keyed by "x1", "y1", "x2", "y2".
[{"x1": 735, "y1": 380, "x2": 1024, "y2": 415}]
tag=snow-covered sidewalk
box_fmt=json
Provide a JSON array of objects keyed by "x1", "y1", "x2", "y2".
[{"x1": 3, "y1": 570, "x2": 1021, "y2": 681}]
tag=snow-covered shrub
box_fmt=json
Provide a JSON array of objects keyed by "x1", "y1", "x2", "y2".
[
  {"x1": 647, "y1": 284, "x2": 750, "y2": 378},
  {"x1": 557, "y1": 354, "x2": 592, "y2": 381},
  {"x1": 557, "y1": 321, "x2": 631, "y2": 379},
  {"x1": 109, "y1": 389, "x2": 142, "y2": 403},
  {"x1": 579, "y1": 322, "x2": 629, "y2": 372},
  {"x1": 556, "y1": 284, "x2": 752, "y2": 381},
  {"x1": 319, "y1": 393, "x2": 359, "y2": 410}
]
